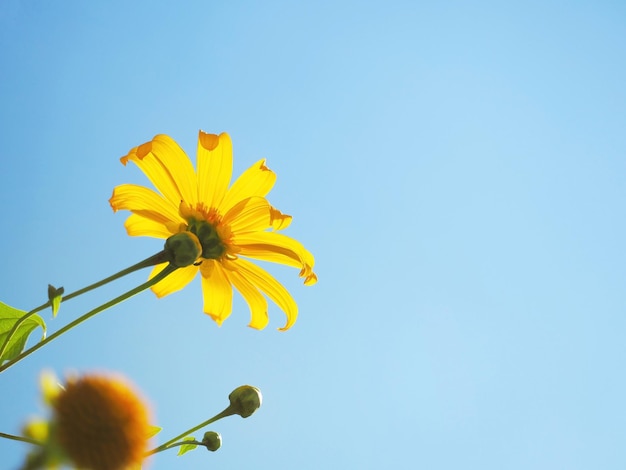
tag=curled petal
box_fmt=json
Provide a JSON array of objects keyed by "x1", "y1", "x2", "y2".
[
  {"x1": 223, "y1": 258, "x2": 297, "y2": 331},
  {"x1": 121, "y1": 135, "x2": 198, "y2": 207},
  {"x1": 149, "y1": 263, "x2": 198, "y2": 298},
  {"x1": 199, "y1": 259, "x2": 233, "y2": 325},
  {"x1": 227, "y1": 268, "x2": 269, "y2": 330},
  {"x1": 219, "y1": 158, "x2": 277, "y2": 214},
  {"x1": 233, "y1": 231, "x2": 317, "y2": 285},
  {"x1": 270, "y1": 206, "x2": 292, "y2": 230}
]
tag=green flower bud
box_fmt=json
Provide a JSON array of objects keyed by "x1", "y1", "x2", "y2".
[
  {"x1": 47, "y1": 284, "x2": 64, "y2": 318},
  {"x1": 228, "y1": 385, "x2": 262, "y2": 418},
  {"x1": 164, "y1": 232, "x2": 202, "y2": 267},
  {"x1": 202, "y1": 431, "x2": 221, "y2": 452}
]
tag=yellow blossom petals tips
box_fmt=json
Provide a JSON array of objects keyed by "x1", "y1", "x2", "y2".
[
  {"x1": 111, "y1": 131, "x2": 316, "y2": 330},
  {"x1": 228, "y1": 268, "x2": 269, "y2": 330},
  {"x1": 122, "y1": 135, "x2": 198, "y2": 206},
  {"x1": 270, "y1": 206, "x2": 293, "y2": 230},
  {"x1": 220, "y1": 158, "x2": 276, "y2": 213},
  {"x1": 233, "y1": 231, "x2": 317, "y2": 285},
  {"x1": 109, "y1": 184, "x2": 183, "y2": 226},
  {"x1": 224, "y1": 258, "x2": 298, "y2": 331},
  {"x1": 197, "y1": 131, "x2": 232, "y2": 212}
]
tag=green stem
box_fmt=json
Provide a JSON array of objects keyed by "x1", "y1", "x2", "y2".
[
  {"x1": 165, "y1": 440, "x2": 204, "y2": 448},
  {"x1": 0, "y1": 263, "x2": 177, "y2": 374},
  {"x1": 0, "y1": 432, "x2": 42, "y2": 446},
  {"x1": 61, "y1": 251, "x2": 171, "y2": 303},
  {"x1": 0, "y1": 251, "x2": 170, "y2": 362},
  {"x1": 146, "y1": 406, "x2": 235, "y2": 455}
]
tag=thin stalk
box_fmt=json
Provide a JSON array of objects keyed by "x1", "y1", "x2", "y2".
[
  {"x1": 164, "y1": 440, "x2": 204, "y2": 448},
  {"x1": 61, "y1": 251, "x2": 170, "y2": 303},
  {"x1": 0, "y1": 264, "x2": 177, "y2": 374},
  {"x1": 0, "y1": 432, "x2": 42, "y2": 446},
  {"x1": 146, "y1": 407, "x2": 235, "y2": 455},
  {"x1": 0, "y1": 251, "x2": 170, "y2": 361}
]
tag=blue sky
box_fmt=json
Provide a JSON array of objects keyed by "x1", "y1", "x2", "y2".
[{"x1": 1, "y1": 1, "x2": 625, "y2": 468}]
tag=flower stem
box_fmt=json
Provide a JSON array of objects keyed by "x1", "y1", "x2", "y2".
[
  {"x1": 163, "y1": 440, "x2": 204, "y2": 448},
  {"x1": 0, "y1": 432, "x2": 42, "y2": 446},
  {"x1": 0, "y1": 263, "x2": 177, "y2": 374},
  {"x1": 61, "y1": 251, "x2": 171, "y2": 304},
  {"x1": 0, "y1": 251, "x2": 170, "y2": 362},
  {"x1": 146, "y1": 406, "x2": 235, "y2": 455}
]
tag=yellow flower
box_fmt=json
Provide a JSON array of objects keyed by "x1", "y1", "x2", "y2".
[
  {"x1": 110, "y1": 131, "x2": 316, "y2": 330},
  {"x1": 24, "y1": 372, "x2": 152, "y2": 470}
]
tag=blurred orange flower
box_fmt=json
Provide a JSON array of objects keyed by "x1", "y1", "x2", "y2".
[{"x1": 24, "y1": 372, "x2": 151, "y2": 470}]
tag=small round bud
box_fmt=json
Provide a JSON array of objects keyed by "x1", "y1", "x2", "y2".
[
  {"x1": 202, "y1": 431, "x2": 222, "y2": 452},
  {"x1": 228, "y1": 385, "x2": 262, "y2": 418},
  {"x1": 164, "y1": 232, "x2": 202, "y2": 267}
]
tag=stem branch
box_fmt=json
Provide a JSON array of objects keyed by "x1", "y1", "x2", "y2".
[
  {"x1": 146, "y1": 406, "x2": 235, "y2": 455},
  {"x1": 0, "y1": 263, "x2": 177, "y2": 374},
  {"x1": 0, "y1": 251, "x2": 169, "y2": 362},
  {"x1": 0, "y1": 432, "x2": 42, "y2": 446}
]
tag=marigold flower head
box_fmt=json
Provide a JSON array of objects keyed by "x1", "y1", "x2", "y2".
[
  {"x1": 51, "y1": 374, "x2": 151, "y2": 470},
  {"x1": 24, "y1": 372, "x2": 153, "y2": 470},
  {"x1": 109, "y1": 131, "x2": 317, "y2": 330}
]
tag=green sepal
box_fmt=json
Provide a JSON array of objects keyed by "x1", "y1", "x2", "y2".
[
  {"x1": 0, "y1": 301, "x2": 46, "y2": 364},
  {"x1": 177, "y1": 436, "x2": 198, "y2": 456},
  {"x1": 146, "y1": 425, "x2": 162, "y2": 438},
  {"x1": 47, "y1": 285, "x2": 64, "y2": 318}
]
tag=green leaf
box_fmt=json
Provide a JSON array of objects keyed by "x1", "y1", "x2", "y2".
[
  {"x1": 47, "y1": 285, "x2": 64, "y2": 318},
  {"x1": 0, "y1": 301, "x2": 46, "y2": 364},
  {"x1": 146, "y1": 425, "x2": 162, "y2": 438},
  {"x1": 177, "y1": 437, "x2": 198, "y2": 456}
]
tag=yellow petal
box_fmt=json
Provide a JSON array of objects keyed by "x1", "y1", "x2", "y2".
[
  {"x1": 223, "y1": 257, "x2": 297, "y2": 330},
  {"x1": 233, "y1": 231, "x2": 317, "y2": 285},
  {"x1": 40, "y1": 370, "x2": 62, "y2": 406},
  {"x1": 270, "y1": 206, "x2": 292, "y2": 230},
  {"x1": 219, "y1": 159, "x2": 277, "y2": 214},
  {"x1": 227, "y1": 268, "x2": 269, "y2": 330},
  {"x1": 149, "y1": 263, "x2": 198, "y2": 298},
  {"x1": 199, "y1": 259, "x2": 233, "y2": 325},
  {"x1": 197, "y1": 131, "x2": 232, "y2": 213},
  {"x1": 121, "y1": 135, "x2": 198, "y2": 207},
  {"x1": 110, "y1": 184, "x2": 182, "y2": 226},
  {"x1": 23, "y1": 419, "x2": 49, "y2": 442},
  {"x1": 222, "y1": 197, "x2": 271, "y2": 234},
  {"x1": 124, "y1": 214, "x2": 180, "y2": 238}
]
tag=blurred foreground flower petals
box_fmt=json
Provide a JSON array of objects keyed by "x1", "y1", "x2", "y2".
[{"x1": 24, "y1": 372, "x2": 152, "y2": 470}]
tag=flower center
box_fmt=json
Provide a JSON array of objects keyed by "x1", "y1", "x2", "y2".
[
  {"x1": 187, "y1": 218, "x2": 226, "y2": 260},
  {"x1": 53, "y1": 376, "x2": 150, "y2": 470}
]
